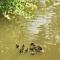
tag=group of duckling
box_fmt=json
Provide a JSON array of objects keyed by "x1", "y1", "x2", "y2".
[{"x1": 16, "y1": 43, "x2": 44, "y2": 55}]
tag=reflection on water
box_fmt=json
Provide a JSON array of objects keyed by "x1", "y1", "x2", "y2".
[{"x1": 0, "y1": 1, "x2": 60, "y2": 60}]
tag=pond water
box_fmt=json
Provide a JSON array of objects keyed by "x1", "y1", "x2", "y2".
[{"x1": 0, "y1": 1, "x2": 60, "y2": 60}]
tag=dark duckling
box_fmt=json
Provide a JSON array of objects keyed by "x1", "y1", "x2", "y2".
[
  {"x1": 19, "y1": 44, "x2": 25, "y2": 53},
  {"x1": 29, "y1": 48, "x2": 34, "y2": 51},
  {"x1": 34, "y1": 46, "x2": 42, "y2": 52},
  {"x1": 37, "y1": 46, "x2": 42, "y2": 50},
  {"x1": 30, "y1": 43, "x2": 36, "y2": 49},
  {"x1": 16, "y1": 44, "x2": 19, "y2": 48},
  {"x1": 29, "y1": 47, "x2": 36, "y2": 55},
  {"x1": 24, "y1": 48, "x2": 28, "y2": 53},
  {"x1": 30, "y1": 43, "x2": 36, "y2": 46}
]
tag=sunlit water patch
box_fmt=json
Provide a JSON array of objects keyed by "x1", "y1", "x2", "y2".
[{"x1": 27, "y1": 9, "x2": 55, "y2": 44}]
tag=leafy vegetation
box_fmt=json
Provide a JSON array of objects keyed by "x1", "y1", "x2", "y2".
[{"x1": 0, "y1": 0, "x2": 39, "y2": 19}]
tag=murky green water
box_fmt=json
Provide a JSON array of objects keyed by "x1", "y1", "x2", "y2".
[{"x1": 0, "y1": 1, "x2": 60, "y2": 60}]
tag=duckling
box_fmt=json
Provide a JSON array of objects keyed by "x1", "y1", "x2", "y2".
[
  {"x1": 19, "y1": 49, "x2": 23, "y2": 53},
  {"x1": 19, "y1": 44, "x2": 25, "y2": 53},
  {"x1": 30, "y1": 43, "x2": 35, "y2": 46},
  {"x1": 37, "y1": 46, "x2": 42, "y2": 50},
  {"x1": 34, "y1": 46, "x2": 42, "y2": 52},
  {"x1": 24, "y1": 48, "x2": 28, "y2": 53},
  {"x1": 16, "y1": 44, "x2": 19, "y2": 48},
  {"x1": 30, "y1": 43, "x2": 36, "y2": 49},
  {"x1": 29, "y1": 47, "x2": 36, "y2": 55},
  {"x1": 29, "y1": 48, "x2": 34, "y2": 51},
  {"x1": 22, "y1": 44, "x2": 25, "y2": 49}
]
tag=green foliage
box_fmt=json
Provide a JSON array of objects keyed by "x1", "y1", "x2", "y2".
[{"x1": 0, "y1": 0, "x2": 38, "y2": 19}]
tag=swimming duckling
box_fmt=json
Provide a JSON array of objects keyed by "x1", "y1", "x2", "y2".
[
  {"x1": 24, "y1": 48, "x2": 28, "y2": 53},
  {"x1": 29, "y1": 47, "x2": 36, "y2": 55},
  {"x1": 34, "y1": 46, "x2": 42, "y2": 52},
  {"x1": 29, "y1": 47, "x2": 34, "y2": 51},
  {"x1": 19, "y1": 49, "x2": 23, "y2": 53},
  {"x1": 37, "y1": 46, "x2": 42, "y2": 50},
  {"x1": 22, "y1": 44, "x2": 25, "y2": 49},
  {"x1": 19, "y1": 44, "x2": 25, "y2": 53},
  {"x1": 30, "y1": 43, "x2": 36, "y2": 46},
  {"x1": 16, "y1": 44, "x2": 19, "y2": 48}
]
